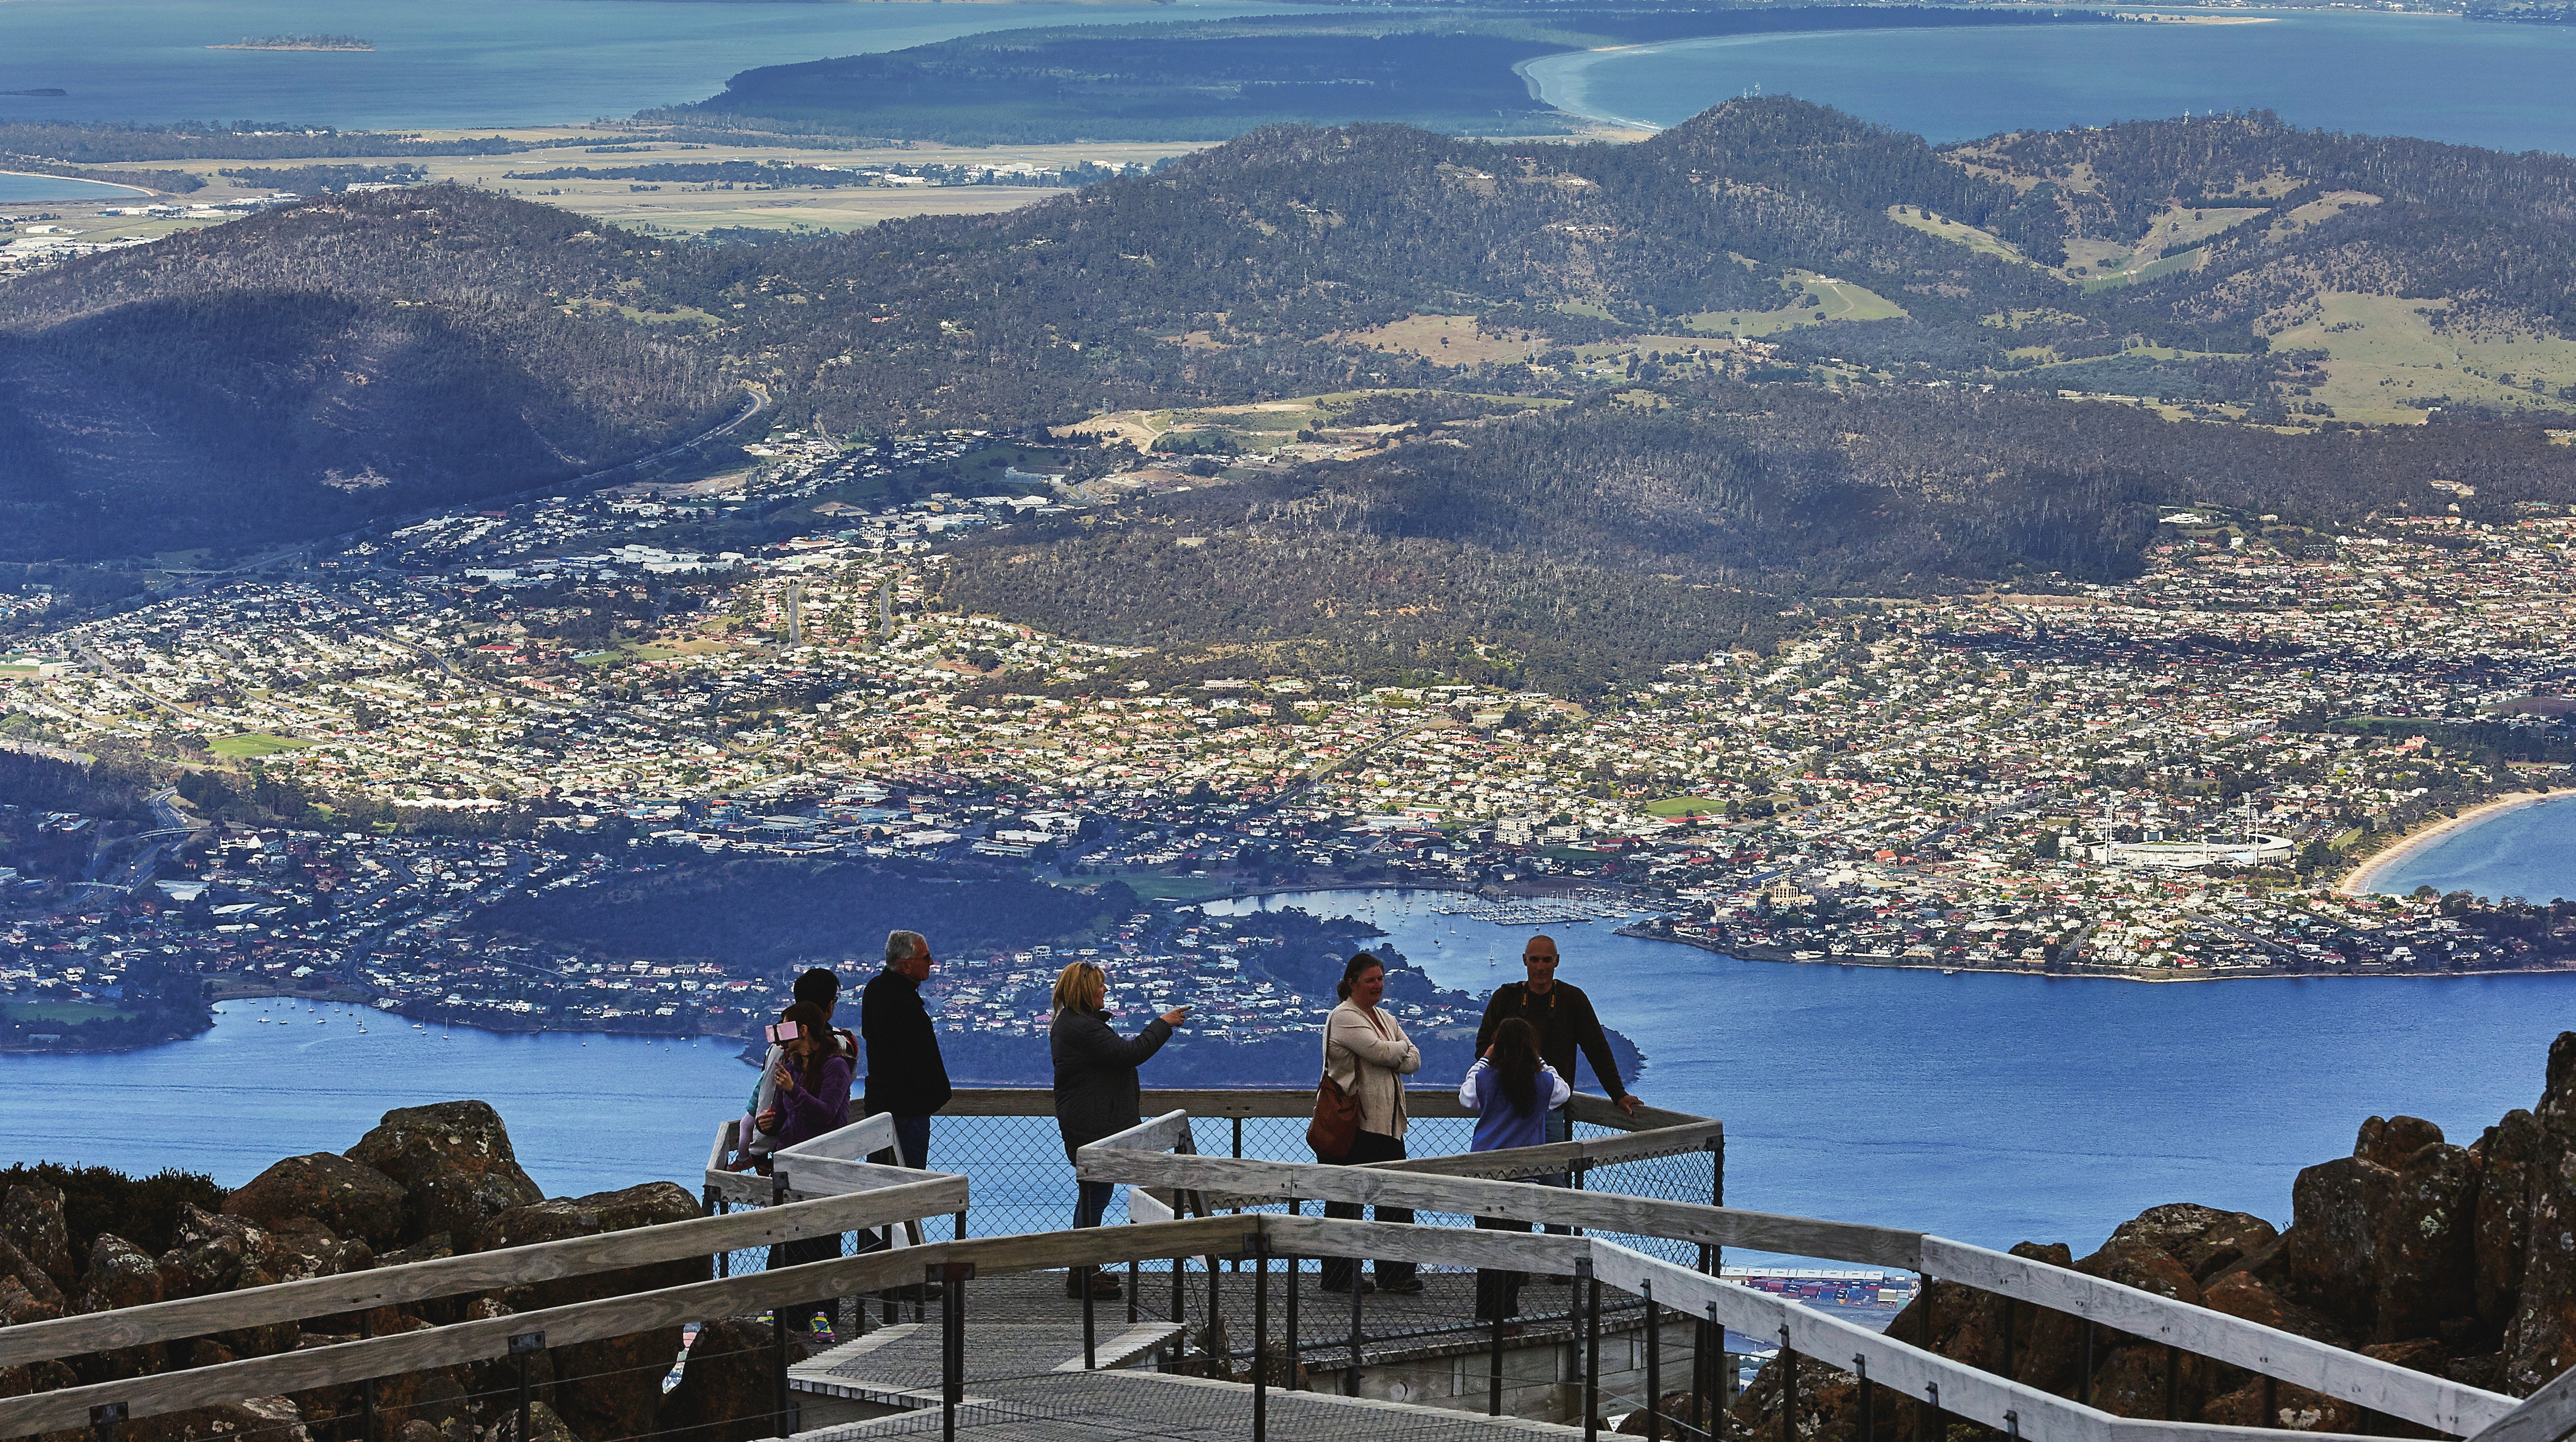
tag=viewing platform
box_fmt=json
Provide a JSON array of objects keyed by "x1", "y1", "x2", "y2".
[{"x1": 0, "y1": 1090, "x2": 2560, "y2": 1442}]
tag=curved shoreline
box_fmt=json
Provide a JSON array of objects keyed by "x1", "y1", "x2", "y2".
[
  {"x1": 2339, "y1": 790, "x2": 2565, "y2": 897},
  {"x1": 0, "y1": 168, "x2": 152, "y2": 200}
]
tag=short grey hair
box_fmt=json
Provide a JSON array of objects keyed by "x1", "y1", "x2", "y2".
[{"x1": 886, "y1": 930, "x2": 928, "y2": 964}]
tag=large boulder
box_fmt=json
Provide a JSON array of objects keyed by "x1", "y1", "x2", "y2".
[
  {"x1": 487, "y1": 1184, "x2": 705, "y2": 1442},
  {"x1": 2201, "y1": 1271, "x2": 2355, "y2": 1348},
  {"x1": 2374, "y1": 1142, "x2": 2482, "y2": 1344},
  {"x1": 2476, "y1": 1110, "x2": 2539, "y2": 1331},
  {"x1": 2507, "y1": 1034, "x2": 2576, "y2": 1394},
  {"x1": 2, "y1": 1184, "x2": 75, "y2": 1294},
  {"x1": 156, "y1": 1205, "x2": 266, "y2": 1300},
  {"x1": 2111, "y1": 1204, "x2": 2280, "y2": 1283},
  {"x1": 2358, "y1": 1116, "x2": 2447, "y2": 1171},
  {"x1": 658, "y1": 1319, "x2": 803, "y2": 1442},
  {"x1": 2271, "y1": 1148, "x2": 2399, "y2": 1325},
  {"x1": 258, "y1": 1217, "x2": 371, "y2": 1285},
  {"x1": 0, "y1": 1237, "x2": 66, "y2": 1325},
  {"x1": 78, "y1": 1234, "x2": 167, "y2": 1383},
  {"x1": 346, "y1": 1102, "x2": 544, "y2": 1252},
  {"x1": 224, "y1": 1154, "x2": 407, "y2": 1247}
]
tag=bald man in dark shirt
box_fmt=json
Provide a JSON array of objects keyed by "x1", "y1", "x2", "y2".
[{"x1": 1476, "y1": 933, "x2": 1639, "y2": 1249}]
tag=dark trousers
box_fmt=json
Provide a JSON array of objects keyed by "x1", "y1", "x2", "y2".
[
  {"x1": 1075, "y1": 1178, "x2": 1115, "y2": 1230},
  {"x1": 1320, "y1": 1129, "x2": 1414, "y2": 1289},
  {"x1": 767, "y1": 1232, "x2": 839, "y2": 1335},
  {"x1": 1473, "y1": 1214, "x2": 1532, "y2": 1320},
  {"x1": 858, "y1": 1113, "x2": 932, "y2": 1251}
]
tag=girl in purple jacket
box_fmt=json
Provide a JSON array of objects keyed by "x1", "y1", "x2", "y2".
[{"x1": 1458, "y1": 1016, "x2": 1569, "y2": 1322}]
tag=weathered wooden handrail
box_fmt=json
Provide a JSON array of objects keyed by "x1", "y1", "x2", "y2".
[
  {"x1": 6, "y1": 1210, "x2": 2490, "y2": 1442},
  {"x1": 1082, "y1": 1111, "x2": 2516, "y2": 1438},
  {"x1": 0, "y1": 1214, "x2": 1254, "y2": 1440},
  {"x1": 0, "y1": 1174, "x2": 964, "y2": 1372}
]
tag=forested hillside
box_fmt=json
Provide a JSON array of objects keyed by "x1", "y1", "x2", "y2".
[{"x1": 0, "y1": 190, "x2": 733, "y2": 561}]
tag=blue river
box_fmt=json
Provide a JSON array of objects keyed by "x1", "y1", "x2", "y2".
[{"x1": 6, "y1": 884, "x2": 2570, "y2": 1267}]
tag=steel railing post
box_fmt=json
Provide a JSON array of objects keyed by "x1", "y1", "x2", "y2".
[
  {"x1": 771, "y1": 1300, "x2": 791, "y2": 1440},
  {"x1": 2263, "y1": 1374, "x2": 2278, "y2": 1429},
  {"x1": 2002, "y1": 1294, "x2": 2015, "y2": 1382},
  {"x1": 939, "y1": 1263, "x2": 968, "y2": 1442},
  {"x1": 1082, "y1": 1256, "x2": 1097, "y2": 1370},
  {"x1": 1779, "y1": 1326, "x2": 1796, "y2": 1442},
  {"x1": 1254, "y1": 1231, "x2": 1270, "y2": 1442},
  {"x1": 1645, "y1": 1281, "x2": 1662, "y2": 1441},
  {"x1": 359, "y1": 1310, "x2": 376, "y2": 1442},
  {"x1": 1855, "y1": 1353, "x2": 1873, "y2": 1442},
  {"x1": 2080, "y1": 1322, "x2": 2094, "y2": 1407},
  {"x1": 1490, "y1": 1277, "x2": 1507, "y2": 1418},
  {"x1": 1284, "y1": 1199, "x2": 1301, "y2": 1391},
  {"x1": 1346, "y1": 1243, "x2": 1364, "y2": 1398},
  {"x1": 1583, "y1": 1260, "x2": 1602, "y2": 1442},
  {"x1": 507, "y1": 1331, "x2": 545, "y2": 1442},
  {"x1": 88, "y1": 1401, "x2": 125, "y2": 1442},
  {"x1": 2166, "y1": 1343, "x2": 2180, "y2": 1421}
]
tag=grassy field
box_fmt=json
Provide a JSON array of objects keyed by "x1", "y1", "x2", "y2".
[
  {"x1": 1886, "y1": 205, "x2": 2030, "y2": 265},
  {"x1": 577, "y1": 643, "x2": 689, "y2": 667},
  {"x1": 1, "y1": 1001, "x2": 137, "y2": 1026},
  {"x1": 2268, "y1": 291, "x2": 2576, "y2": 424},
  {"x1": 1645, "y1": 795, "x2": 1723, "y2": 817},
  {"x1": 1065, "y1": 388, "x2": 1564, "y2": 454},
  {"x1": 208, "y1": 732, "x2": 310, "y2": 758},
  {"x1": 1331, "y1": 313, "x2": 1552, "y2": 367},
  {"x1": 1677, "y1": 271, "x2": 1908, "y2": 335}
]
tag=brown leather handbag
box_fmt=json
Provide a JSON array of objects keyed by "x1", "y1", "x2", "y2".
[{"x1": 1307, "y1": 1072, "x2": 1360, "y2": 1158}]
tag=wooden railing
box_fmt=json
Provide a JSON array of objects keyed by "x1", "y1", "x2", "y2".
[{"x1": 1078, "y1": 1109, "x2": 2537, "y2": 1442}]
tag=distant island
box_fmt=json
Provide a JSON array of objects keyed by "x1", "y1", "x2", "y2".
[
  {"x1": 205, "y1": 35, "x2": 374, "y2": 52},
  {"x1": 0, "y1": 89, "x2": 68, "y2": 97}
]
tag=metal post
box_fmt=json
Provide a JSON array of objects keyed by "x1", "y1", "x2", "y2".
[
  {"x1": 1583, "y1": 1261, "x2": 1602, "y2": 1442},
  {"x1": 1083, "y1": 1257, "x2": 1098, "y2": 1370},
  {"x1": 359, "y1": 1311, "x2": 376, "y2": 1442},
  {"x1": 1645, "y1": 1283, "x2": 1662, "y2": 1442},
  {"x1": 937, "y1": 1262, "x2": 969, "y2": 1442},
  {"x1": 1346, "y1": 1244, "x2": 1365, "y2": 1398},
  {"x1": 954, "y1": 1210, "x2": 966, "y2": 1242},
  {"x1": 508, "y1": 1331, "x2": 545, "y2": 1442},
  {"x1": 1284, "y1": 1200, "x2": 1302, "y2": 1392},
  {"x1": 2165, "y1": 1343, "x2": 2180, "y2": 1422},
  {"x1": 1209, "y1": 1236, "x2": 1222, "y2": 1345},
  {"x1": 1128, "y1": 1254, "x2": 1140, "y2": 1327},
  {"x1": 1779, "y1": 1327, "x2": 1796, "y2": 1442},
  {"x1": 2262, "y1": 1374, "x2": 2278, "y2": 1430},
  {"x1": 2080, "y1": 1323, "x2": 2094, "y2": 1407},
  {"x1": 1231, "y1": 1117, "x2": 1245, "y2": 1274},
  {"x1": 1926, "y1": 1382, "x2": 1942, "y2": 1442},
  {"x1": 1490, "y1": 1288, "x2": 1506, "y2": 1417},
  {"x1": 772, "y1": 1300, "x2": 792, "y2": 1440},
  {"x1": 89, "y1": 1402, "x2": 126, "y2": 1442},
  {"x1": 1855, "y1": 1354, "x2": 1873, "y2": 1442},
  {"x1": 1254, "y1": 1232, "x2": 1271, "y2": 1442},
  {"x1": 1174, "y1": 1248, "x2": 1188, "y2": 1368}
]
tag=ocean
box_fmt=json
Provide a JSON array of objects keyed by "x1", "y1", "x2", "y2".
[
  {"x1": 1523, "y1": 8, "x2": 2576, "y2": 154},
  {"x1": 4, "y1": 1, "x2": 2574, "y2": 150},
  {"x1": 2369, "y1": 794, "x2": 2576, "y2": 903},
  {"x1": 0, "y1": 172, "x2": 150, "y2": 203},
  {"x1": 0, "y1": 0, "x2": 1275, "y2": 131},
  {"x1": 9, "y1": 890, "x2": 2570, "y2": 1269}
]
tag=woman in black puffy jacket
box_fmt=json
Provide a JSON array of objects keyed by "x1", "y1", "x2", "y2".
[{"x1": 1049, "y1": 960, "x2": 1189, "y2": 1297}]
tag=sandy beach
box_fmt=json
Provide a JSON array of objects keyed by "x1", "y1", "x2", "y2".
[{"x1": 2341, "y1": 790, "x2": 2560, "y2": 896}]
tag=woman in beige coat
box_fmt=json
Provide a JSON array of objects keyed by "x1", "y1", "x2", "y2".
[{"x1": 1318, "y1": 952, "x2": 1423, "y2": 1294}]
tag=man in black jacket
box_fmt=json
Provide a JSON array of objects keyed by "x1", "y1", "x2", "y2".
[
  {"x1": 861, "y1": 929, "x2": 952, "y2": 1172},
  {"x1": 1476, "y1": 933, "x2": 1639, "y2": 1244}
]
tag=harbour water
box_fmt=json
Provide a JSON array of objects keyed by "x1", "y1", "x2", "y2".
[
  {"x1": 1524, "y1": 9, "x2": 2576, "y2": 154},
  {"x1": 0, "y1": 0, "x2": 1273, "y2": 130},
  {"x1": 2369, "y1": 794, "x2": 2576, "y2": 904},
  {"x1": 0, "y1": 171, "x2": 150, "y2": 203},
  {"x1": 5, "y1": 885, "x2": 2570, "y2": 1267}
]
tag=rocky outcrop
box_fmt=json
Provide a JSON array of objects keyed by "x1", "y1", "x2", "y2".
[
  {"x1": 0, "y1": 1236, "x2": 67, "y2": 1325},
  {"x1": 223, "y1": 1154, "x2": 407, "y2": 1247},
  {"x1": 487, "y1": 1183, "x2": 706, "y2": 1442},
  {"x1": 346, "y1": 1102, "x2": 543, "y2": 1253},
  {"x1": 3, "y1": 1185, "x2": 75, "y2": 1294},
  {"x1": 78, "y1": 1234, "x2": 168, "y2": 1384},
  {"x1": 655, "y1": 1320, "x2": 803, "y2": 1442},
  {"x1": 1719, "y1": 1034, "x2": 2576, "y2": 1437}
]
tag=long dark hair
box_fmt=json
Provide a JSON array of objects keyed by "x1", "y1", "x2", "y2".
[
  {"x1": 1336, "y1": 952, "x2": 1384, "y2": 1002},
  {"x1": 780, "y1": 1001, "x2": 832, "y2": 1093},
  {"x1": 1490, "y1": 1016, "x2": 1542, "y2": 1115}
]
